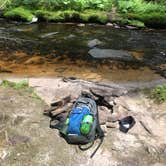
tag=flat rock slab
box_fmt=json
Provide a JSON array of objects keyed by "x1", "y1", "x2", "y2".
[
  {"x1": 29, "y1": 78, "x2": 82, "y2": 104},
  {"x1": 88, "y1": 48, "x2": 135, "y2": 61}
]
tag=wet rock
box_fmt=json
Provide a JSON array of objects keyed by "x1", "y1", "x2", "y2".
[
  {"x1": 88, "y1": 48, "x2": 135, "y2": 61},
  {"x1": 67, "y1": 34, "x2": 75, "y2": 39},
  {"x1": 126, "y1": 25, "x2": 138, "y2": 30},
  {"x1": 106, "y1": 23, "x2": 113, "y2": 27},
  {"x1": 113, "y1": 24, "x2": 120, "y2": 29},
  {"x1": 87, "y1": 39, "x2": 102, "y2": 48},
  {"x1": 77, "y1": 23, "x2": 85, "y2": 27},
  {"x1": 40, "y1": 32, "x2": 59, "y2": 38},
  {"x1": 30, "y1": 16, "x2": 38, "y2": 24}
]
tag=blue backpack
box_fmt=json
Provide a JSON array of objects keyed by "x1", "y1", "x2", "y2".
[{"x1": 59, "y1": 97, "x2": 104, "y2": 158}]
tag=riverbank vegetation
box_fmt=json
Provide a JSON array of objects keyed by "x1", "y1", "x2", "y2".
[
  {"x1": 1, "y1": 0, "x2": 166, "y2": 28},
  {"x1": 152, "y1": 85, "x2": 166, "y2": 102}
]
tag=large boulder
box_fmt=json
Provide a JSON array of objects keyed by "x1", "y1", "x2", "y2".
[{"x1": 88, "y1": 48, "x2": 135, "y2": 61}]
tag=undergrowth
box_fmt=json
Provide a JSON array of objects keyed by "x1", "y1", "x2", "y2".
[
  {"x1": 1, "y1": 0, "x2": 166, "y2": 27},
  {"x1": 151, "y1": 85, "x2": 166, "y2": 103}
]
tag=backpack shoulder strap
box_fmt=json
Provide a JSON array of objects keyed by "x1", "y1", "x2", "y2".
[
  {"x1": 90, "y1": 106, "x2": 104, "y2": 158},
  {"x1": 96, "y1": 106, "x2": 105, "y2": 139}
]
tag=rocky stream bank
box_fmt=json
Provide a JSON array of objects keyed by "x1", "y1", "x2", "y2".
[{"x1": 0, "y1": 78, "x2": 166, "y2": 166}]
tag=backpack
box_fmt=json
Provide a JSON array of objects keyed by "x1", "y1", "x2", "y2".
[{"x1": 59, "y1": 96, "x2": 104, "y2": 158}]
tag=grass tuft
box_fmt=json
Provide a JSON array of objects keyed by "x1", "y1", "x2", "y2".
[
  {"x1": 1, "y1": 80, "x2": 41, "y2": 100},
  {"x1": 1, "y1": 80, "x2": 29, "y2": 90},
  {"x1": 151, "y1": 85, "x2": 166, "y2": 103}
]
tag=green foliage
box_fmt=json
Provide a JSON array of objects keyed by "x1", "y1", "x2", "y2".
[
  {"x1": 4, "y1": 7, "x2": 33, "y2": 21},
  {"x1": 0, "y1": 0, "x2": 12, "y2": 10},
  {"x1": 8, "y1": 0, "x2": 113, "y2": 11},
  {"x1": 10, "y1": 0, "x2": 40, "y2": 9},
  {"x1": 1, "y1": 0, "x2": 166, "y2": 27},
  {"x1": 152, "y1": 85, "x2": 166, "y2": 102},
  {"x1": 117, "y1": 0, "x2": 166, "y2": 14}
]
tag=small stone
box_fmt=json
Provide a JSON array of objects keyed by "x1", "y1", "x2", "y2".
[
  {"x1": 106, "y1": 23, "x2": 113, "y2": 26},
  {"x1": 125, "y1": 25, "x2": 138, "y2": 30},
  {"x1": 31, "y1": 16, "x2": 38, "y2": 23},
  {"x1": 87, "y1": 39, "x2": 102, "y2": 48},
  {"x1": 77, "y1": 23, "x2": 85, "y2": 27},
  {"x1": 113, "y1": 24, "x2": 120, "y2": 29},
  {"x1": 67, "y1": 34, "x2": 75, "y2": 39}
]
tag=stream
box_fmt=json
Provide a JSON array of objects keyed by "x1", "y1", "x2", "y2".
[{"x1": 0, "y1": 20, "x2": 166, "y2": 83}]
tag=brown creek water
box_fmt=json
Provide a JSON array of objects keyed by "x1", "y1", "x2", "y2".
[{"x1": 0, "y1": 21, "x2": 166, "y2": 83}]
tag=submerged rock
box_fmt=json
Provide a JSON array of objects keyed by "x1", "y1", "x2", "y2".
[
  {"x1": 31, "y1": 16, "x2": 38, "y2": 23},
  {"x1": 87, "y1": 39, "x2": 102, "y2": 48},
  {"x1": 88, "y1": 48, "x2": 134, "y2": 61},
  {"x1": 40, "y1": 32, "x2": 59, "y2": 38}
]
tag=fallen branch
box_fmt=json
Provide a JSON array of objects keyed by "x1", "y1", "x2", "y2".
[{"x1": 139, "y1": 120, "x2": 153, "y2": 135}]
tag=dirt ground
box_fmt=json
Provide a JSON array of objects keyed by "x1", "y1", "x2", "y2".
[{"x1": 0, "y1": 87, "x2": 89, "y2": 166}]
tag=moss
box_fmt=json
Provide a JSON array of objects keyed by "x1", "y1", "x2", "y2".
[
  {"x1": 125, "y1": 12, "x2": 166, "y2": 28},
  {"x1": 112, "y1": 17, "x2": 129, "y2": 24},
  {"x1": 35, "y1": 9, "x2": 108, "y2": 23},
  {"x1": 35, "y1": 10, "x2": 81, "y2": 22},
  {"x1": 128, "y1": 20, "x2": 145, "y2": 28},
  {"x1": 4, "y1": 7, "x2": 34, "y2": 22},
  {"x1": 112, "y1": 17, "x2": 145, "y2": 28},
  {"x1": 35, "y1": 10, "x2": 65, "y2": 22},
  {"x1": 138, "y1": 13, "x2": 166, "y2": 28},
  {"x1": 63, "y1": 10, "x2": 80, "y2": 21},
  {"x1": 80, "y1": 10, "x2": 109, "y2": 24}
]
